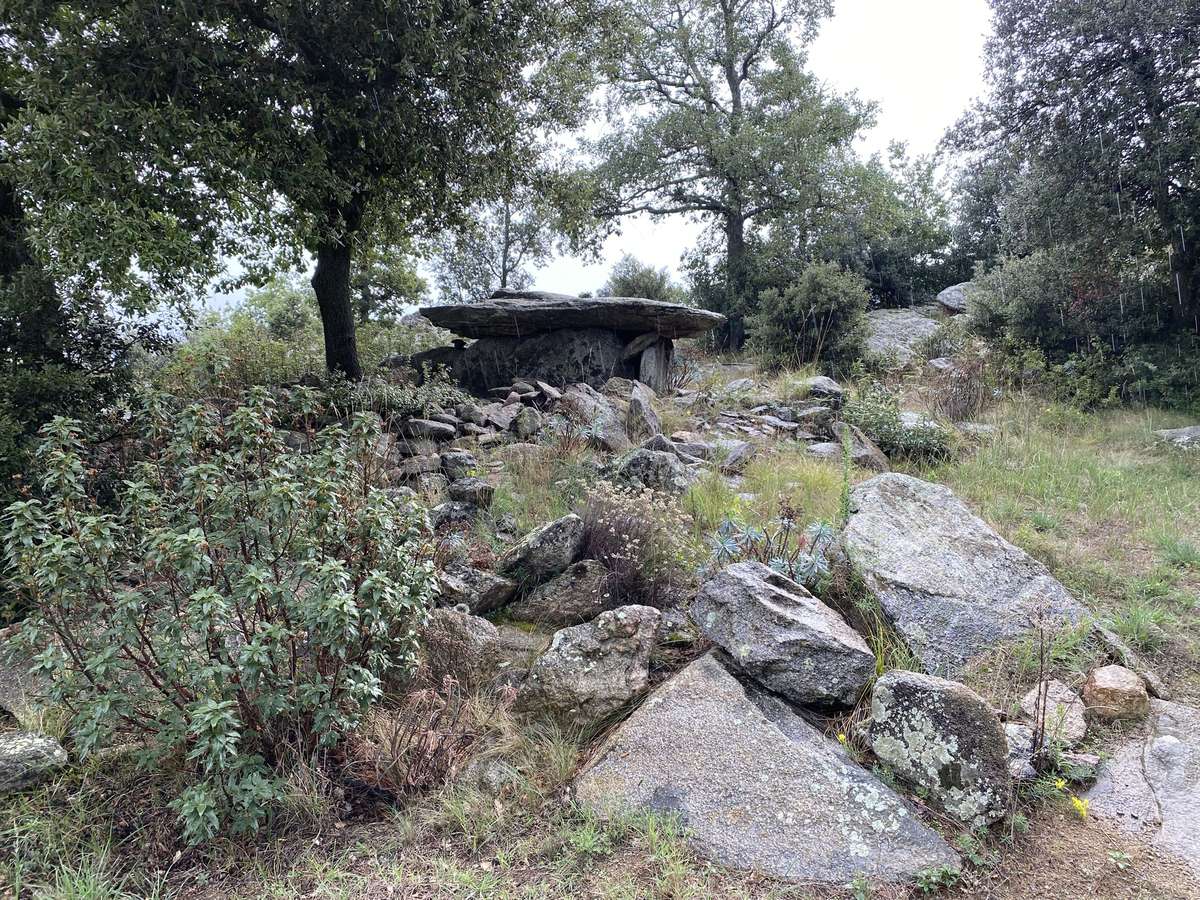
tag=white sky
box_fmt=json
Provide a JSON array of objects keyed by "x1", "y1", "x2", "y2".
[{"x1": 534, "y1": 0, "x2": 992, "y2": 295}]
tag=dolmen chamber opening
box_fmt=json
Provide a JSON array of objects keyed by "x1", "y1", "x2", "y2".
[{"x1": 413, "y1": 290, "x2": 726, "y2": 394}]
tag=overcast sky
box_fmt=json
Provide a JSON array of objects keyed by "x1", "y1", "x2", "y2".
[{"x1": 534, "y1": 0, "x2": 992, "y2": 295}]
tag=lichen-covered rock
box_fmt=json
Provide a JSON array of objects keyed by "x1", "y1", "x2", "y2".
[
  {"x1": 1154, "y1": 425, "x2": 1200, "y2": 449},
  {"x1": 440, "y1": 448, "x2": 478, "y2": 480},
  {"x1": 1085, "y1": 699, "x2": 1200, "y2": 875},
  {"x1": 864, "y1": 308, "x2": 941, "y2": 366},
  {"x1": 867, "y1": 670, "x2": 1011, "y2": 826},
  {"x1": 398, "y1": 418, "x2": 457, "y2": 441},
  {"x1": 1020, "y1": 679, "x2": 1087, "y2": 745},
  {"x1": 497, "y1": 514, "x2": 586, "y2": 585},
  {"x1": 447, "y1": 476, "x2": 494, "y2": 508},
  {"x1": 614, "y1": 449, "x2": 698, "y2": 495},
  {"x1": 834, "y1": 422, "x2": 890, "y2": 472},
  {"x1": 575, "y1": 652, "x2": 958, "y2": 883},
  {"x1": 506, "y1": 560, "x2": 615, "y2": 627},
  {"x1": 691, "y1": 562, "x2": 874, "y2": 707},
  {"x1": 843, "y1": 474, "x2": 1087, "y2": 675},
  {"x1": 0, "y1": 732, "x2": 67, "y2": 796},
  {"x1": 518, "y1": 605, "x2": 659, "y2": 725},
  {"x1": 557, "y1": 383, "x2": 631, "y2": 452},
  {"x1": 1083, "y1": 665, "x2": 1150, "y2": 722},
  {"x1": 512, "y1": 406, "x2": 543, "y2": 439},
  {"x1": 626, "y1": 382, "x2": 662, "y2": 440},
  {"x1": 438, "y1": 562, "x2": 518, "y2": 615},
  {"x1": 421, "y1": 607, "x2": 501, "y2": 690},
  {"x1": 800, "y1": 375, "x2": 845, "y2": 409},
  {"x1": 936, "y1": 282, "x2": 975, "y2": 315},
  {"x1": 430, "y1": 501, "x2": 478, "y2": 531}
]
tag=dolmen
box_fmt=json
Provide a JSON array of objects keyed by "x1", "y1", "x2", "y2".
[{"x1": 415, "y1": 290, "x2": 725, "y2": 394}]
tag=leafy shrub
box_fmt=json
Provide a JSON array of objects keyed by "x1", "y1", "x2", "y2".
[
  {"x1": 4, "y1": 390, "x2": 436, "y2": 842},
  {"x1": 580, "y1": 482, "x2": 701, "y2": 607},
  {"x1": 748, "y1": 261, "x2": 868, "y2": 372},
  {"x1": 843, "y1": 381, "x2": 954, "y2": 460}
]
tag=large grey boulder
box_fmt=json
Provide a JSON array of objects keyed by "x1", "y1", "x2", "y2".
[
  {"x1": 936, "y1": 282, "x2": 974, "y2": 315},
  {"x1": 1155, "y1": 425, "x2": 1200, "y2": 449},
  {"x1": 867, "y1": 671, "x2": 1012, "y2": 827},
  {"x1": 497, "y1": 514, "x2": 586, "y2": 585},
  {"x1": 843, "y1": 474, "x2": 1087, "y2": 675},
  {"x1": 691, "y1": 562, "x2": 874, "y2": 707},
  {"x1": 575, "y1": 653, "x2": 958, "y2": 883},
  {"x1": 0, "y1": 732, "x2": 67, "y2": 796},
  {"x1": 614, "y1": 448, "x2": 698, "y2": 496},
  {"x1": 420, "y1": 293, "x2": 725, "y2": 339},
  {"x1": 518, "y1": 605, "x2": 659, "y2": 726},
  {"x1": 557, "y1": 383, "x2": 631, "y2": 452},
  {"x1": 1086, "y1": 699, "x2": 1200, "y2": 876},
  {"x1": 506, "y1": 560, "x2": 615, "y2": 627},
  {"x1": 864, "y1": 308, "x2": 941, "y2": 366}
]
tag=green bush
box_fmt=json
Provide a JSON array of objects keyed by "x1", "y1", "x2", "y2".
[
  {"x1": 748, "y1": 262, "x2": 868, "y2": 372},
  {"x1": 843, "y1": 381, "x2": 954, "y2": 460},
  {"x1": 4, "y1": 390, "x2": 436, "y2": 842}
]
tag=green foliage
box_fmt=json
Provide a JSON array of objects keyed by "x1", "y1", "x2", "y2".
[
  {"x1": 4, "y1": 392, "x2": 436, "y2": 842},
  {"x1": 597, "y1": 254, "x2": 685, "y2": 302},
  {"x1": 747, "y1": 261, "x2": 868, "y2": 371},
  {"x1": 843, "y1": 381, "x2": 954, "y2": 461}
]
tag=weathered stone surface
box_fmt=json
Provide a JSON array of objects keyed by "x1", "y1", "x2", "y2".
[
  {"x1": 447, "y1": 476, "x2": 494, "y2": 508},
  {"x1": 399, "y1": 418, "x2": 457, "y2": 441},
  {"x1": 392, "y1": 453, "x2": 442, "y2": 479},
  {"x1": 430, "y1": 500, "x2": 479, "y2": 530},
  {"x1": 575, "y1": 653, "x2": 958, "y2": 883},
  {"x1": 936, "y1": 282, "x2": 974, "y2": 315},
  {"x1": 0, "y1": 732, "x2": 67, "y2": 797},
  {"x1": 457, "y1": 329, "x2": 629, "y2": 395},
  {"x1": 868, "y1": 670, "x2": 1011, "y2": 826},
  {"x1": 481, "y1": 401, "x2": 522, "y2": 431},
  {"x1": 1086, "y1": 699, "x2": 1200, "y2": 875},
  {"x1": 557, "y1": 383, "x2": 631, "y2": 452},
  {"x1": 1020, "y1": 680, "x2": 1087, "y2": 745},
  {"x1": 864, "y1": 308, "x2": 941, "y2": 366},
  {"x1": 1155, "y1": 425, "x2": 1200, "y2": 449},
  {"x1": 438, "y1": 562, "x2": 518, "y2": 615},
  {"x1": 638, "y1": 339, "x2": 674, "y2": 393},
  {"x1": 421, "y1": 607, "x2": 501, "y2": 689},
  {"x1": 614, "y1": 449, "x2": 699, "y2": 495},
  {"x1": 691, "y1": 562, "x2": 874, "y2": 707},
  {"x1": 1092, "y1": 623, "x2": 1171, "y2": 700},
  {"x1": 439, "y1": 448, "x2": 478, "y2": 480},
  {"x1": 800, "y1": 375, "x2": 846, "y2": 409},
  {"x1": 626, "y1": 383, "x2": 662, "y2": 440},
  {"x1": 507, "y1": 560, "x2": 615, "y2": 627},
  {"x1": 833, "y1": 422, "x2": 890, "y2": 472},
  {"x1": 497, "y1": 514, "x2": 586, "y2": 584},
  {"x1": 843, "y1": 474, "x2": 1087, "y2": 675},
  {"x1": 421, "y1": 293, "x2": 725, "y2": 339},
  {"x1": 714, "y1": 438, "x2": 754, "y2": 473},
  {"x1": 1083, "y1": 665, "x2": 1150, "y2": 722},
  {"x1": 519, "y1": 605, "x2": 659, "y2": 725},
  {"x1": 512, "y1": 406, "x2": 543, "y2": 440}
]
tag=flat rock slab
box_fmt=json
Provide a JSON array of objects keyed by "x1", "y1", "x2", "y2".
[
  {"x1": 575, "y1": 652, "x2": 958, "y2": 883},
  {"x1": 1155, "y1": 425, "x2": 1200, "y2": 449},
  {"x1": 1086, "y1": 699, "x2": 1200, "y2": 876},
  {"x1": 842, "y1": 473, "x2": 1087, "y2": 676},
  {"x1": 864, "y1": 308, "x2": 941, "y2": 366},
  {"x1": 421, "y1": 293, "x2": 725, "y2": 339}
]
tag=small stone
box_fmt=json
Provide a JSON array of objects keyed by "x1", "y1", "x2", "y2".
[
  {"x1": 799, "y1": 375, "x2": 846, "y2": 409},
  {"x1": 1083, "y1": 665, "x2": 1150, "y2": 722},
  {"x1": 391, "y1": 453, "x2": 442, "y2": 479},
  {"x1": 1020, "y1": 680, "x2": 1087, "y2": 745}
]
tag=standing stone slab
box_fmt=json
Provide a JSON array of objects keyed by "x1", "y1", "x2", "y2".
[
  {"x1": 868, "y1": 671, "x2": 1012, "y2": 827},
  {"x1": 691, "y1": 562, "x2": 875, "y2": 707},
  {"x1": 1086, "y1": 699, "x2": 1200, "y2": 876},
  {"x1": 843, "y1": 474, "x2": 1087, "y2": 675},
  {"x1": 575, "y1": 653, "x2": 958, "y2": 883}
]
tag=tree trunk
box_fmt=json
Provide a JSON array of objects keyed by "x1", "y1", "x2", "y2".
[
  {"x1": 722, "y1": 213, "x2": 748, "y2": 349},
  {"x1": 312, "y1": 238, "x2": 363, "y2": 379}
]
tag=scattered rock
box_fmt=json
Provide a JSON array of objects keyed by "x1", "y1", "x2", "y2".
[
  {"x1": 834, "y1": 422, "x2": 890, "y2": 472},
  {"x1": 864, "y1": 308, "x2": 941, "y2": 366},
  {"x1": 867, "y1": 670, "x2": 1011, "y2": 826},
  {"x1": 392, "y1": 453, "x2": 442, "y2": 479},
  {"x1": 936, "y1": 282, "x2": 974, "y2": 315},
  {"x1": 421, "y1": 607, "x2": 501, "y2": 689},
  {"x1": 614, "y1": 449, "x2": 698, "y2": 495},
  {"x1": 496, "y1": 514, "x2": 586, "y2": 584},
  {"x1": 1086, "y1": 699, "x2": 1200, "y2": 875},
  {"x1": 691, "y1": 562, "x2": 874, "y2": 707},
  {"x1": 482, "y1": 402, "x2": 522, "y2": 431},
  {"x1": 399, "y1": 418, "x2": 457, "y2": 442},
  {"x1": 0, "y1": 732, "x2": 67, "y2": 797},
  {"x1": 723, "y1": 377, "x2": 755, "y2": 393},
  {"x1": 1083, "y1": 665, "x2": 1150, "y2": 722},
  {"x1": 799, "y1": 375, "x2": 845, "y2": 409},
  {"x1": 447, "y1": 477, "x2": 494, "y2": 508},
  {"x1": 1092, "y1": 623, "x2": 1171, "y2": 700},
  {"x1": 1154, "y1": 425, "x2": 1200, "y2": 449},
  {"x1": 440, "y1": 448, "x2": 478, "y2": 480},
  {"x1": 430, "y1": 501, "x2": 479, "y2": 530},
  {"x1": 512, "y1": 406, "x2": 543, "y2": 440},
  {"x1": 843, "y1": 474, "x2": 1086, "y2": 675},
  {"x1": 575, "y1": 653, "x2": 958, "y2": 883},
  {"x1": 558, "y1": 383, "x2": 631, "y2": 452},
  {"x1": 506, "y1": 560, "x2": 614, "y2": 627},
  {"x1": 438, "y1": 563, "x2": 518, "y2": 615},
  {"x1": 519, "y1": 605, "x2": 660, "y2": 725},
  {"x1": 626, "y1": 383, "x2": 662, "y2": 440},
  {"x1": 713, "y1": 438, "x2": 755, "y2": 473},
  {"x1": 1020, "y1": 680, "x2": 1087, "y2": 745}
]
